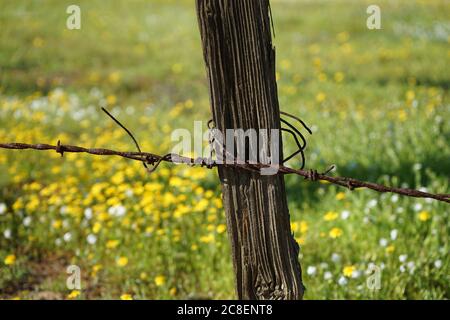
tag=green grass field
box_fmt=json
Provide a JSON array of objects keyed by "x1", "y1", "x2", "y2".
[{"x1": 0, "y1": 0, "x2": 449, "y2": 299}]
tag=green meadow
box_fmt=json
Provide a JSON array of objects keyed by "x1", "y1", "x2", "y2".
[{"x1": 0, "y1": 0, "x2": 448, "y2": 299}]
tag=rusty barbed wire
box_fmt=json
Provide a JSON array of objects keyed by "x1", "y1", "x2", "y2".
[{"x1": 0, "y1": 141, "x2": 449, "y2": 203}]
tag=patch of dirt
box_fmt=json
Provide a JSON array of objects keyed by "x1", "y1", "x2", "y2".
[{"x1": 2, "y1": 251, "x2": 70, "y2": 300}]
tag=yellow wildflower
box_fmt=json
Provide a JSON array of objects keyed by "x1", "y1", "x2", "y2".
[
  {"x1": 343, "y1": 265, "x2": 355, "y2": 277},
  {"x1": 324, "y1": 211, "x2": 339, "y2": 221},
  {"x1": 154, "y1": 275, "x2": 166, "y2": 286},
  {"x1": 418, "y1": 211, "x2": 430, "y2": 222},
  {"x1": 194, "y1": 199, "x2": 209, "y2": 212},
  {"x1": 313, "y1": 57, "x2": 321, "y2": 68},
  {"x1": 300, "y1": 221, "x2": 308, "y2": 234},
  {"x1": 398, "y1": 110, "x2": 407, "y2": 122},
  {"x1": 106, "y1": 95, "x2": 117, "y2": 105},
  {"x1": 140, "y1": 272, "x2": 148, "y2": 280},
  {"x1": 52, "y1": 220, "x2": 63, "y2": 229},
  {"x1": 111, "y1": 172, "x2": 125, "y2": 185},
  {"x1": 108, "y1": 71, "x2": 121, "y2": 84},
  {"x1": 318, "y1": 72, "x2": 327, "y2": 82},
  {"x1": 213, "y1": 198, "x2": 223, "y2": 208},
  {"x1": 316, "y1": 92, "x2": 326, "y2": 103},
  {"x1": 335, "y1": 192, "x2": 346, "y2": 200},
  {"x1": 200, "y1": 234, "x2": 214, "y2": 244},
  {"x1": 329, "y1": 227, "x2": 343, "y2": 239},
  {"x1": 98, "y1": 212, "x2": 109, "y2": 221},
  {"x1": 216, "y1": 224, "x2": 227, "y2": 234},
  {"x1": 116, "y1": 256, "x2": 128, "y2": 267},
  {"x1": 406, "y1": 90, "x2": 415, "y2": 101},
  {"x1": 291, "y1": 222, "x2": 299, "y2": 233},
  {"x1": 4, "y1": 254, "x2": 16, "y2": 265},
  {"x1": 91, "y1": 264, "x2": 102, "y2": 276},
  {"x1": 205, "y1": 190, "x2": 214, "y2": 198},
  {"x1": 67, "y1": 290, "x2": 80, "y2": 299},
  {"x1": 92, "y1": 222, "x2": 101, "y2": 234},
  {"x1": 120, "y1": 294, "x2": 133, "y2": 300},
  {"x1": 334, "y1": 72, "x2": 345, "y2": 83},
  {"x1": 106, "y1": 240, "x2": 120, "y2": 249}
]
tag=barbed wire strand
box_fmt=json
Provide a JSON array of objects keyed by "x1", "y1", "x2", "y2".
[{"x1": 0, "y1": 142, "x2": 448, "y2": 204}]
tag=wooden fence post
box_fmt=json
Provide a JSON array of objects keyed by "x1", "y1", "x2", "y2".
[{"x1": 196, "y1": 0, "x2": 304, "y2": 299}]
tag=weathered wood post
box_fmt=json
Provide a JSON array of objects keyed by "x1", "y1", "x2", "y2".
[{"x1": 196, "y1": 0, "x2": 304, "y2": 299}]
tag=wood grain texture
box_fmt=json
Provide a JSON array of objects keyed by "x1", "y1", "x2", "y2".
[{"x1": 196, "y1": 0, "x2": 304, "y2": 300}]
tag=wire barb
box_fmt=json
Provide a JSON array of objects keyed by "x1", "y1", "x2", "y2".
[
  {"x1": 56, "y1": 140, "x2": 65, "y2": 157},
  {"x1": 280, "y1": 111, "x2": 312, "y2": 170},
  {"x1": 101, "y1": 107, "x2": 148, "y2": 169}
]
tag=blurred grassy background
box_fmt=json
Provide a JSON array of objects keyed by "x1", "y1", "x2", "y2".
[{"x1": 0, "y1": 0, "x2": 448, "y2": 299}]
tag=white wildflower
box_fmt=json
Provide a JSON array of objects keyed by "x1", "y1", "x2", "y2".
[
  {"x1": 126, "y1": 189, "x2": 134, "y2": 198},
  {"x1": 4, "y1": 229, "x2": 12, "y2": 239},
  {"x1": 87, "y1": 234, "x2": 97, "y2": 245},
  {"x1": 366, "y1": 262, "x2": 376, "y2": 273},
  {"x1": 434, "y1": 260, "x2": 442, "y2": 269},
  {"x1": 341, "y1": 210, "x2": 350, "y2": 220},
  {"x1": 407, "y1": 261, "x2": 415, "y2": 273},
  {"x1": 84, "y1": 208, "x2": 93, "y2": 220},
  {"x1": 320, "y1": 262, "x2": 329, "y2": 269},
  {"x1": 60, "y1": 206, "x2": 68, "y2": 215},
  {"x1": 367, "y1": 199, "x2": 378, "y2": 208},
  {"x1": 0, "y1": 203, "x2": 6, "y2": 215},
  {"x1": 63, "y1": 232, "x2": 72, "y2": 242},
  {"x1": 108, "y1": 205, "x2": 126, "y2": 217},
  {"x1": 351, "y1": 270, "x2": 362, "y2": 279},
  {"x1": 331, "y1": 253, "x2": 341, "y2": 263},
  {"x1": 379, "y1": 238, "x2": 388, "y2": 247},
  {"x1": 307, "y1": 266, "x2": 317, "y2": 276},
  {"x1": 390, "y1": 229, "x2": 398, "y2": 241},
  {"x1": 324, "y1": 271, "x2": 332, "y2": 280},
  {"x1": 338, "y1": 276, "x2": 348, "y2": 286},
  {"x1": 23, "y1": 216, "x2": 32, "y2": 227}
]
